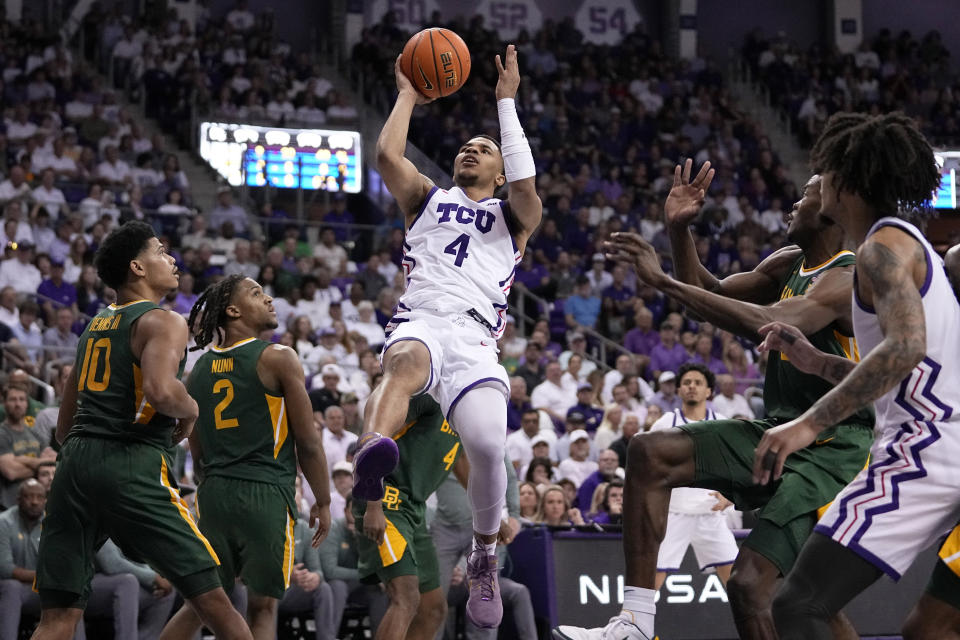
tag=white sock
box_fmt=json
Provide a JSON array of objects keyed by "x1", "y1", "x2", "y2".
[
  {"x1": 620, "y1": 586, "x2": 656, "y2": 637},
  {"x1": 475, "y1": 538, "x2": 497, "y2": 557}
]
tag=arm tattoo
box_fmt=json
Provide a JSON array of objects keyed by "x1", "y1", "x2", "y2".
[
  {"x1": 806, "y1": 240, "x2": 926, "y2": 428},
  {"x1": 818, "y1": 356, "x2": 856, "y2": 385},
  {"x1": 779, "y1": 329, "x2": 797, "y2": 345}
]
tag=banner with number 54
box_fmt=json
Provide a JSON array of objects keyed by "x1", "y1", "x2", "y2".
[{"x1": 575, "y1": 0, "x2": 643, "y2": 45}]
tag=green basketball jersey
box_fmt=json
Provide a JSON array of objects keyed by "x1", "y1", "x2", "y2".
[
  {"x1": 763, "y1": 251, "x2": 873, "y2": 427},
  {"x1": 188, "y1": 338, "x2": 295, "y2": 487},
  {"x1": 70, "y1": 300, "x2": 183, "y2": 449},
  {"x1": 381, "y1": 394, "x2": 460, "y2": 512}
]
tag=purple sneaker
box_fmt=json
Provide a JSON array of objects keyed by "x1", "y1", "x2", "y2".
[
  {"x1": 465, "y1": 548, "x2": 502, "y2": 628},
  {"x1": 352, "y1": 433, "x2": 399, "y2": 501}
]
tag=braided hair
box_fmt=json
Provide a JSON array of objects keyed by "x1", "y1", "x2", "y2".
[
  {"x1": 188, "y1": 274, "x2": 245, "y2": 351},
  {"x1": 810, "y1": 111, "x2": 940, "y2": 218}
]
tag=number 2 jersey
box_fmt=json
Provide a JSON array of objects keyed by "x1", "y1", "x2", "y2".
[
  {"x1": 187, "y1": 337, "x2": 295, "y2": 488},
  {"x1": 70, "y1": 300, "x2": 183, "y2": 449},
  {"x1": 398, "y1": 185, "x2": 522, "y2": 338}
]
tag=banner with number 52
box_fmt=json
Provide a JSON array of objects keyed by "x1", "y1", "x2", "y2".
[{"x1": 475, "y1": 0, "x2": 544, "y2": 40}]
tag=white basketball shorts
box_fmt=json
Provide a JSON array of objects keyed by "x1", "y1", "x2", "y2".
[
  {"x1": 657, "y1": 510, "x2": 739, "y2": 572},
  {"x1": 382, "y1": 309, "x2": 509, "y2": 418},
  {"x1": 814, "y1": 419, "x2": 960, "y2": 579}
]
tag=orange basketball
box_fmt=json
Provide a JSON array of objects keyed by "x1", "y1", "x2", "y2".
[{"x1": 400, "y1": 27, "x2": 471, "y2": 99}]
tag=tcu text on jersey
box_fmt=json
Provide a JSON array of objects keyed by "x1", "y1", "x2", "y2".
[{"x1": 436, "y1": 202, "x2": 496, "y2": 233}]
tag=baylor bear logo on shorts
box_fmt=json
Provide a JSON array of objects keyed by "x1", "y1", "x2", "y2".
[{"x1": 383, "y1": 486, "x2": 403, "y2": 511}]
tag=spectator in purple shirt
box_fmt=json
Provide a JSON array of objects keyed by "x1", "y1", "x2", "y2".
[
  {"x1": 515, "y1": 252, "x2": 551, "y2": 293},
  {"x1": 587, "y1": 478, "x2": 624, "y2": 525},
  {"x1": 691, "y1": 333, "x2": 728, "y2": 376},
  {"x1": 323, "y1": 193, "x2": 355, "y2": 242},
  {"x1": 565, "y1": 276, "x2": 601, "y2": 331},
  {"x1": 531, "y1": 323, "x2": 563, "y2": 361},
  {"x1": 506, "y1": 376, "x2": 533, "y2": 432},
  {"x1": 722, "y1": 340, "x2": 761, "y2": 395},
  {"x1": 171, "y1": 272, "x2": 199, "y2": 316},
  {"x1": 577, "y1": 450, "x2": 622, "y2": 513},
  {"x1": 649, "y1": 320, "x2": 689, "y2": 378},
  {"x1": 37, "y1": 259, "x2": 77, "y2": 324},
  {"x1": 531, "y1": 218, "x2": 563, "y2": 265},
  {"x1": 600, "y1": 265, "x2": 636, "y2": 339},
  {"x1": 564, "y1": 208, "x2": 593, "y2": 256},
  {"x1": 623, "y1": 305, "x2": 659, "y2": 357},
  {"x1": 650, "y1": 371, "x2": 682, "y2": 414}
]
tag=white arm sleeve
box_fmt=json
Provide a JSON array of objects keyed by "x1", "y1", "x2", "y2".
[{"x1": 497, "y1": 98, "x2": 536, "y2": 182}]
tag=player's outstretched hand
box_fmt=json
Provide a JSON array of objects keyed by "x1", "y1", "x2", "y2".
[
  {"x1": 664, "y1": 159, "x2": 715, "y2": 228},
  {"x1": 394, "y1": 55, "x2": 434, "y2": 105},
  {"x1": 310, "y1": 502, "x2": 331, "y2": 547},
  {"x1": 752, "y1": 418, "x2": 819, "y2": 485},
  {"x1": 603, "y1": 232, "x2": 667, "y2": 287},
  {"x1": 495, "y1": 44, "x2": 520, "y2": 100},
  {"x1": 758, "y1": 322, "x2": 824, "y2": 376}
]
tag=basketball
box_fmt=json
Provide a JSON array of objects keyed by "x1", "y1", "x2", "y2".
[{"x1": 400, "y1": 27, "x2": 471, "y2": 99}]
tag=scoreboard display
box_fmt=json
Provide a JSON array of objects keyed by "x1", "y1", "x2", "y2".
[
  {"x1": 933, "y1": 151, "x2": 959, "y2": 210},
  {"x1": 199, "y1": 122, "x2": 362, "y2": 192}
]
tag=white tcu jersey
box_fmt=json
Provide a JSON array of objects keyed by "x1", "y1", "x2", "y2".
[
  {"x1": 852, "y1": 218, "x2": 960, "y2": 430},
  {"x1": 398, "y1": 186, "x2": 522, "y2": 339},
  {"x1": 650, "y1": 408, "x2": 726, "y2": 514}
]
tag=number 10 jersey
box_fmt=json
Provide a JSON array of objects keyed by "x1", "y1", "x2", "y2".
[
  {"x1": 71, "y1": 299, "x2": 183, "y2": 449},
  {"x1": 398, "y1": 186, "x2": 522, "y2": 339}
]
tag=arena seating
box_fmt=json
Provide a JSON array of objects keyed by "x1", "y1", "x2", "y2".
[
  {"x1": 3, "y1": 1, "x2": 955, "y2": 638},
  {"x1": 744, "y1": 27, "x2": 960, "y2": 147}
]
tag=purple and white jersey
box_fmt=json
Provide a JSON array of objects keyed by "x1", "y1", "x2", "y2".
[
  {"x1": 852, "y1": 217, "x2": 960, "y2": 430},
  {"x1": 398, "y1": 186, "x2": 522, "y2": 338}
]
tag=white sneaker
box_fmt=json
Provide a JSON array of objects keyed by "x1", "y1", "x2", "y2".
[{"x1": 553, "y1": 614, "x2": 653, "y2": 640}]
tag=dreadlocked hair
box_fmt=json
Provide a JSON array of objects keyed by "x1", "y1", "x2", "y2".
[
  {"x1": 810, "y1": 111, "x2": 940, "y2": 219},
  {"x1": 188, "y1": 274, "x2": 245, "y2": 351}
]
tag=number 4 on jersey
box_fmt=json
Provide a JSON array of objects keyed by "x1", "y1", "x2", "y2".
[{"x1": 443, "y1": 233, "x2": 470, "y2": 267}]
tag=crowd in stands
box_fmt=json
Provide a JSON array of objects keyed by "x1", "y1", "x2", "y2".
[
  {"x1": 744, "y1": 27, "x2": 959, "y2": 146},
  {"x1": 79, "y1": 0, "x2": 357, "y2": 145},
  {"x1": 7, "y1": 1, "x2": 957, "y2": 637}
]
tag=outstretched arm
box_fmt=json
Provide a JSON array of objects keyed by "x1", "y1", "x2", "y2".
[
  {"x1": 376, "y1": 56, "x2": 435, "y2": 221},
  {"x1": 664, "y1": 159, "x2": 793, "y2": 303},
  {"x1": 605, "y1": 233, "x2": 850, "y2": 343},
  {"x1": 262, "y1": 345, "x2": 331, "y2": 546},
  {"x1": 753, "y1": 228, "x2": 927, "y2": 484},
  {"x1": 665, "y1": 159, "x2": 718, "y2": 289},
  {"x1": 497, "y1": 45, "x2": 542, "y2": 250}
]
